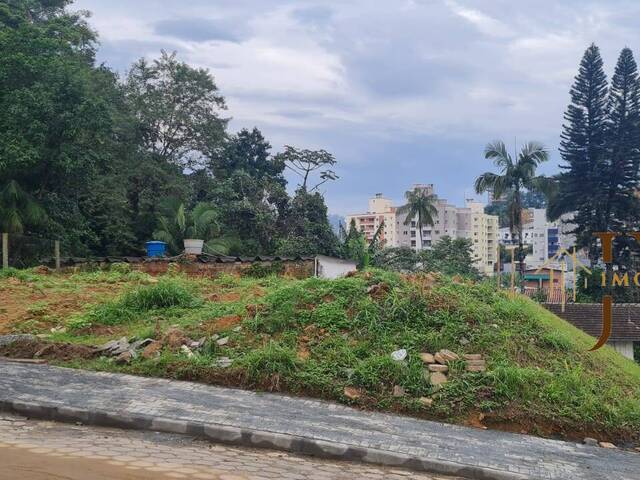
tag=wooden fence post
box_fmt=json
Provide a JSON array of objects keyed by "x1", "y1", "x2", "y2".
[
  {"x1": 54, "y1": 240, "x2": 60, "y2": 271},
  {"x1": 2, "y1": 233, "x2": 8, "y2": 269}
]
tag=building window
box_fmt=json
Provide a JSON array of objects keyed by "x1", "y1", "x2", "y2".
[
  {"x1": 410, "y1": 231, "x2": 416, "y2": 238},
  {"x1": 411, "y1": 240, "x2": 416, "y2": 247}
]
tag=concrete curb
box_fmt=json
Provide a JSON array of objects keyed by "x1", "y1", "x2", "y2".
[{"x1": 0, "y1": 398, "x2": 527, "y2": 480}]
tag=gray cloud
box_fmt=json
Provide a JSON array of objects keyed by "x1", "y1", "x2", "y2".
[
  {"x1": 153, "y1": 17, "x2": 246, "y2": 43},
  {"x1": 75, "y1": 0, "x2": 640, "y2": 214},
  {"x1": 291, "y1": 6, "x2": 333, "y2": 26}
]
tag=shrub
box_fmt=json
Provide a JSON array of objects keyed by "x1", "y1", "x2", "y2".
[
  {"x1": 240, "y1": 342, "x2": 299, "y2": 382},
  {"x1": 70, "y1": 277, "x2": 201, "y2": 327}
]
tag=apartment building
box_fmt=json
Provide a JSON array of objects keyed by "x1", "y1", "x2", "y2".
[
  {"x1": 395, "y1": 184, "x2": 462, "y2": 250},
  {"x1": 347, "y1": 185, "x2": 499, "y2": 276},
  {"x1": 499, "y1": 209, "x2": 576, "y2": 269},
  {"x1": 344, "y1": 193, "x2": 397, "y2": 247},
  {"x1": 456, "y1": 200, "x2": 499, "y2": 275}
]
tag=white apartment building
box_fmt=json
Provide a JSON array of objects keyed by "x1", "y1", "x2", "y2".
[
  {"x1": 346, "y1": 185, "x2": 499, "y2": 276},
  {"x1": 499, "y1": 209, "x2": 577, "y2": 269},
  {"x1": 345, "y1": 193, "x2": 397, "y2": 247},
  {"x1": 456, "y1": 200, "x2": 499, "y2": 276}
]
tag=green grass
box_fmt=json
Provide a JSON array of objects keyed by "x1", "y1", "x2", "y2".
[
  {"x1": 67, "y1": 276, "x2": 202, "y2": 329},
  {"x1": 2, "y1": 267, "x2": 640, "y2": 444}
]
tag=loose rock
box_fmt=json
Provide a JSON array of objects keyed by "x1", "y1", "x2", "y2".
[
  {"x1": 343, "y1": 386, "x2": 363, "y2": 400},
  {"x1": 180, "y1": 345, "x2": 194, "y2": 358},
  {"x1": 95, "y1": 337, "x2": 130, "y2": 356},
  {"x1": 466, "y1": 364, "x2": 486, "y2": 372},
  {"x1": 463, "y1": 354, "x2": 483, "y2": 361},
  {"x1": 391, "y1": 349, "x2": 407, "y2": 361},
  {"x1": 141, "y1": 341, "x2": 161, "y2": 359},
  {"x1": 438, "y1": 349, "x2": 459, "y2": 362},
  {"x1": 583, "y1": 437, "x2": 598, "y2": 447},
  {"x1": 130, "y1": 338, "x2": 155, "y2": 351},
  {"x1": 214, "y1": 357, "x2": 233, "y2": 368},
  {"x1": 428, "y1": 364, "x2": 448, "y2": 373},
  {"x1": 420, "y1": 352, "x2": 435, "y2": 363},
  {"x1": 418, "y1": 397, "x2": 433, "y2": 407},
  {"x1": 466, "y1": 359, "x2": 485, "y2": 366},
  {"x1": 115, "y1": 350, "x2": 135, "y2": 364},
  {"x1": 599, "y1": 442, "x2": 617, "y2": 449},
  {"x1": 392, "y1": 385, "x2": 406, "y2": 397},
  {"x1": 216, "y1": 336, "x2": 229, "y2": 346},
  {"x1": 430, "y1": 372, "x2": 448, "y2": 386}
]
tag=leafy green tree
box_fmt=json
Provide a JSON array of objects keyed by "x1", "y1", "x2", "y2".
[
  {"x1": 339, "y1": 219, "x2": 369, "y2": 269},
  {"x1": 551, "y1": 44, "x2": 609, "y2": 264},
  {"x1": 277, "y1": 188, "x2": 339, "y2": 257},
  {"x1": 0, "y1": 0, "x2": 122, "y2": 254},
  {"x1": 0, "y1": 180, "x2": 46, "y2": 233},
  {"x1": 371, "y1": 247, "x2": 419, "y2": 272},
  {"x1": 420, "y1": 236, "x2": 479, "y2": 278},
  {"x1": 277, "y1": 146, "x2": 338, "y2": 191},
  {"x1": 397, "y1": 188, "x2": 437, "y2": 248},
  {"x1": 210, "y1": 128, "x2": 285, "y2": 183},
  {"x1": 125, "y1": 50, "x2": 228, "y2": 167},
  {"x1": 475, "y1": 141, "x2": 549, "y2": 279}
]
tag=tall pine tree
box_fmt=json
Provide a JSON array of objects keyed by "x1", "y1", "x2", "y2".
[
  {"x1": 605, "y1": 48, "x2": 640, "y2": 272},
  {"x1": 554, "y1": 44, "x2": 609, "y2": 264},
  {"x1": 605, "y1": 47, "x2": 640, "y2": 231}
]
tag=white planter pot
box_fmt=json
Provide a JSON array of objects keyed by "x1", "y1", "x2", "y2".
[{"x1": 184, "y1": 239, "x2": 204, "y2": 255}]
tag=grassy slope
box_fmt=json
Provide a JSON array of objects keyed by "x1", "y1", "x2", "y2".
[{"x1": 1, "y1": 267, "x2": 639, "y2": 444}]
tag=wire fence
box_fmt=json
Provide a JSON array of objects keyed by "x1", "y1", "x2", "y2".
[{"x1": 1, "y1": 233, "x2": 60, "y2": 269}]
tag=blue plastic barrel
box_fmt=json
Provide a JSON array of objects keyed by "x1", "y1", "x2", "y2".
[{"x1": 145, "y1": 241, "x2": 167, "y2": 257}]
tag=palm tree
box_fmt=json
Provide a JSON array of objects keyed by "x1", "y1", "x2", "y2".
[
  {"x1": 397, "y1": 188, "x2": 438, "y2": 250},
  {"x1": 153, "y1": 201, "x2": 222, "y2": 254},
  {"x1": 475, "y1": 141, "x2": 549, "y2": 280},
  {"x1": 0, "y1": 180, "x2": 46, "y2": 234}
]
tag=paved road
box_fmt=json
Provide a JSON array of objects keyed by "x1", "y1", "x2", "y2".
[
  {"x1": 0, "y1": 413, "x2": 455, "y2": 480},
  {"x1": 0, "y1": 362, "x2": 639, "y2": 480}
]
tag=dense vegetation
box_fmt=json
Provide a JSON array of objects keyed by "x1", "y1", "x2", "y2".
[
  {"x1": 0, "y1": 0, "x2": 339, "y2": 258},
  {"x1": 552, "y1": 45, "x2": 640, "y2": 270},
  {"x1": 2, "y1": 267, "x2": 639, "y2": 444}
]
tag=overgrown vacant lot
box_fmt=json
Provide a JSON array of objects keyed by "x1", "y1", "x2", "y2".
[{"x1": 1, "y1": 266, "x2": 639, "y2": 446}]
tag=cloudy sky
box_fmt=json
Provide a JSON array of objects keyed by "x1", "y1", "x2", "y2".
[{"x1": 74, "y1": 0, "x2": 640, "y2": 215}]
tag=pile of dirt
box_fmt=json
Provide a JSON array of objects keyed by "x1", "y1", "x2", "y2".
[
  {"x1": 0, "y1": 338, "x2": 96, "y2": 361},
  {"x1": 201, "y1": 315, "x2": 242, "y2": 335}
]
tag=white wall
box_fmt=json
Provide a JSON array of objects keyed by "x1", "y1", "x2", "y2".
[
  {"x1": 611, "y1": 341, "x2": 635, "y2": 360},
  {"x1": 316, "y1": 256, "x2": 357, "y2": 279}
]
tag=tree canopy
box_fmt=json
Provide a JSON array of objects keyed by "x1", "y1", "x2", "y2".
[{"x1": 0, "y1": 0, "x2": 340, "y2": 259}]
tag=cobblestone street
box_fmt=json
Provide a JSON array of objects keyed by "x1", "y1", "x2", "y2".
[{"x1": 0, "y1": 414, "x2": 460, "y2": 480}]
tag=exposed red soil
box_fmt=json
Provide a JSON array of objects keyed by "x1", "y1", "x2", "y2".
[
  {"x1": 0, "y1": 282, "x2": 121, "y2": 334},
  {"x1": 0, "y1": 339, "x2": 96, "y2": 361}
]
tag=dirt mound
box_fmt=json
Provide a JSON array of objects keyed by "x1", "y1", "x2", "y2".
[{"x1": 0, "y1": 339, "x2": 96, "y2": 361}]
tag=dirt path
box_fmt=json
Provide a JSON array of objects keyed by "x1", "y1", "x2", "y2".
[{"x1": 0, "y1": 446, "x2": 171, "y2": 480}]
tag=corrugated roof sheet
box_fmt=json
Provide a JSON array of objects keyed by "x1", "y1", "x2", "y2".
[{"x1": 544, "y1": 303, "x2": 640, "y2": 341}]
